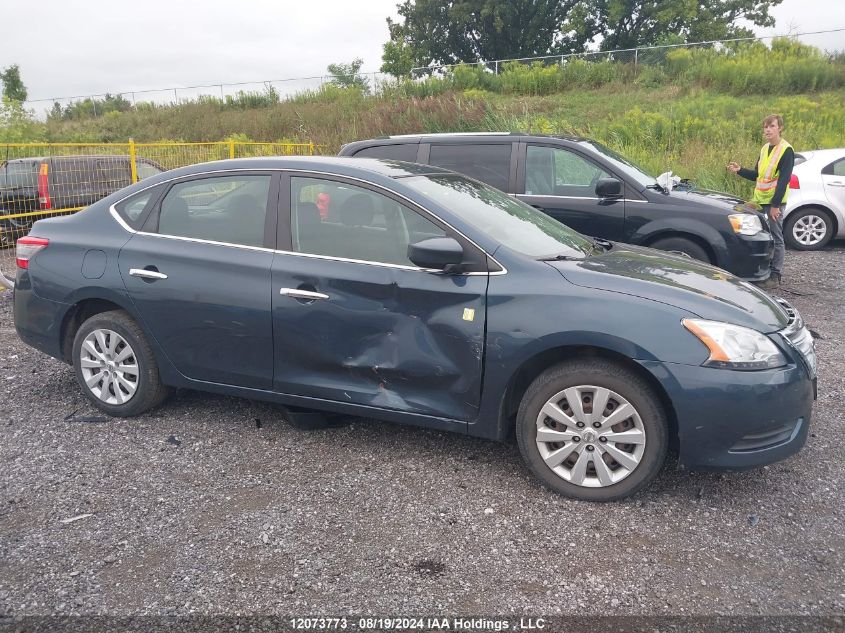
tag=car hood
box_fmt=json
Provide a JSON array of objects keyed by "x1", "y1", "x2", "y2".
[
  {"x1": 549, "y1": 243, "x2": 789, "y2": 332},
  {"x1": 662, "y1": 185, "x2": 757, "y2": 213}
]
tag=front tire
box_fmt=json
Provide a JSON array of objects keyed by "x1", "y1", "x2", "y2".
[
  {"x1": 516, "y1": 359, "x2": 668, "y2": 501},
  {"x1": 784, "y1": 207, "x2": 834, "y2": 250},
  {"x1": 72, "y1": 310, "x2": 170, "y2": 416},
  {"x1": 649, "y1": 237, "x2": 711, "y2": 263}
]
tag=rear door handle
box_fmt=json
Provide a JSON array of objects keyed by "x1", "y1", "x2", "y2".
[
  {"x1": 129, "y1": 268, "x2": 168, "y2": 280},
  {"x1": 829, "y1": 181, "x2": 845, "y2": 187},
  {"x1": 279, "y1": 288, "x2": 329, "y2": 300}
]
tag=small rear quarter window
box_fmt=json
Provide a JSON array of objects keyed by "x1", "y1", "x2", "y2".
[{"x1": 114, "y1": 188, "x2": 158, "y2": 230}]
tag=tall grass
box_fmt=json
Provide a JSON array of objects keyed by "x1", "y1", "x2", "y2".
[
  {"x1": 4, "y1": 38, "x2": 844, "y2": 201},
  {"x1": 665, "y1": 39, "x2": 845, "y2": 94}
]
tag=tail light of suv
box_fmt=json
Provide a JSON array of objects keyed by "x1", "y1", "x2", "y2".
[
  {"x1": 790, "y1": 174, "x2": 800, "y2": 189},
  {"x1": 37, "y1": 163, "x2": 52, "y2": 209},
  {"x1": 16, "y1": 236, "x2": 50, "y2": 269}
]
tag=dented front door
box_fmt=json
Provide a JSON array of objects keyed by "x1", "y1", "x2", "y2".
[{"x1": 270, "y1": 254, "x2": 487, "y2": 421}]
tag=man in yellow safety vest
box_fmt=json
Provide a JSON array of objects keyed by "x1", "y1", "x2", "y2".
[{"x1": 728, "y1": 113, "x2": 795, "y2": 289}]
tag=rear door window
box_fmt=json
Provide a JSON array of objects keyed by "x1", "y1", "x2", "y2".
[
  {"x1": 827, "y1": 158, "x2": 845, "y2": 177},
  {"x1": 353, "y1": 144, "x2": 419, "y2": 161},
  {"x1": 156, "y1": 174, "x2": 272, "y2": 248},
  {"x1": 0, "y1": 161, "x2": 38, "y2": 189},
  {"x1": 428, "y1": 144, "x2": 511, "y2": 191},
  {"x1": 136, "y1": 160, "x2": 163, "y2": 180}
]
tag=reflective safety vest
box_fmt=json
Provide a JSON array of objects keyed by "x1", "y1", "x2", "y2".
[{"x1": 753, "y1": 139, "x2": 792, "y2": 205}]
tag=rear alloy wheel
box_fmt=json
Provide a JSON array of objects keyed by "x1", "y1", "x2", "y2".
[
  {"x1": 784, "y1": 208, "x2": 834, "y2": 250},
  {"x1": 72, "y1": 310, "x2": 169, "y2": 416},
  {"x1": 649, "y1": 237, "x2": 711, "y2": 263},
  {"x1": 516, "y1": 360, "x2": 668, "y2": 501}
]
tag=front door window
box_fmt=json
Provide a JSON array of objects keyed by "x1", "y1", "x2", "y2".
[
  {"x1": 526, "y1": 146, "x2": 611, "y2": 197},
  {"x1": 291, "y1": 177, "x2": 446, "y2": 266}
]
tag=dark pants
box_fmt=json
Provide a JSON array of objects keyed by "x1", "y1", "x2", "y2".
[{"x1": 763, "y1": 204, "x2": 785, "y2": 276}]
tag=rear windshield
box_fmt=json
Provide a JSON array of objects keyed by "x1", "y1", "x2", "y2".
[{"x1": 0, "y1": 160, "x2": 39, "y2": 189}]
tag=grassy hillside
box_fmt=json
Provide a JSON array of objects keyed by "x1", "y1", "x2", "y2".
[
  {"x1": 22, "y1": 86, "x2": 843, "y2": 199},
  {"x1": 5, "y1": 39, "x2": 845, "y2": 199}
]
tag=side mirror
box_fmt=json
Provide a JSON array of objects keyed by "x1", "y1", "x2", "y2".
[
  {"x1": 408, "y1": 237, "x2": 464, "y2": 270},
  {"x1": 595, "y1": 177, "x2": 622, "y2": 198}
]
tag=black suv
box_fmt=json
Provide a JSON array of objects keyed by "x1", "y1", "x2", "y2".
[
  {"x1": 339, "y1": 133, "x2": 774, "y2": 280},
  {"x1": 0, "y1": 155, "x2": 164, "y2": 247}
]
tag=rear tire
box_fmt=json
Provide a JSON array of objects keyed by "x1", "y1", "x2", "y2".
[
  {"x1": 649, "y1": 237, "x2": 711, "y2": 263},
  {"x1": 516, "y1": 359, "x2": 668, "y2": 501},
  {"x1": 784, "y1": 207, "x2": 834, "y2": 250},
  {"x1": 72, "y1": 310, "x2": 170, "y2": 417}
]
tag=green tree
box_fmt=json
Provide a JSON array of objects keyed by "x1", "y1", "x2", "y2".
[
  {"x1": 563, "y1": 0, "x2": 784, "y2": 52},
  {"x1": 1, "y1": 64, "x2": 28, "y2": 102},
  {"x1": 381, "y1": 0, "x2": 582, "y2": 76},
  {"x1": 382, "y1": 0, "x2": 785, "y2": 75},
  {"x1": 0, "y1": 99, "x2": 44, "y2": 142},
  {"x1": 327, "y1": 58, "x2": 370, "y2": 93}
]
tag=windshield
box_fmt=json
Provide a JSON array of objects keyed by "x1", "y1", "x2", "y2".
[
  {"x1": 577, "y1": 140, "x2": 657, "y2": 190},
  {"x1": 0, "y1": 160, "x2": 38, "y2": 189},
  {"x1": 403, "y1": 174, "x2": 595, "y2": 259}
]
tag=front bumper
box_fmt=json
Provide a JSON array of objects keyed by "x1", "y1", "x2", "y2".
[
  {"x1": 726, "y1": 230, "x2": 774, "y2": 281},
  {"x1": 641, "y1": 351, "x2": 814, "y2": 471}
]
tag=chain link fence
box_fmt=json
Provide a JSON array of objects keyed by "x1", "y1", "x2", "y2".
[
  {"x1": 0, "y1": 141, "x2": 318, "y2": 288},
  {"x1": 21, "y1": 29, "x2": 844, "y2": 115}
]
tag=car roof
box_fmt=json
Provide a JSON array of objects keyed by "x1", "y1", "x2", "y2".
[
  {"x1": 137, "y1": 156, "x2": 456, "y2": 183},
  {"x1": 2, "y1": 155, "x2": 134, "y2": 163},
  {"x1": 798, "y1": 148, "x2": 845, "y2": 160},
  {"x1": 348, "y1": 132, "x2": 588, "y2": 144}
]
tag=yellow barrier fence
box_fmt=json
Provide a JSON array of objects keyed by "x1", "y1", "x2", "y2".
[{"x1": 0, "y1": 140, "x2": 319, "y2": 287}]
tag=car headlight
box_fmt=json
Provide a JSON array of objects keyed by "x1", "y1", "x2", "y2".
[
  {"x1": 728, "y1": 213, "x2": 762, "y2": 236},
  {"x1": 682, "y1": 319, "x2": 786, "y2": 370}
]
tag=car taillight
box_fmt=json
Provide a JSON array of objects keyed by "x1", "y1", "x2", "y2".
[
  {"x1": 37, "y1": 163, "x2": 51, "y2": 209},
  {"x1": 790, "y1": 174, "x2": 799, "y2": 189},
  {"x1": 16, "y1": 236, "x2": 49, "y2": 269}
]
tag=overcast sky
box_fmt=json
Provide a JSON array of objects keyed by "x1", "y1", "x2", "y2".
[{"x1": 0, "y1": 0, "x2": 843, "y2": 108}]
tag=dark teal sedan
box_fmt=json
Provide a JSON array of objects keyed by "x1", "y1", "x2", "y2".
[{"x1": 12, "y1": 157, "x2": 816, "y2": 500}]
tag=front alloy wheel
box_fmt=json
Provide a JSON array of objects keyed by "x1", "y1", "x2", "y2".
[
  {"x1": 516, "y1": 359, "x2": 668, "y2": 501},
  {"x1": 536, "y1": 385, "x2": 646, "y2": 488}
]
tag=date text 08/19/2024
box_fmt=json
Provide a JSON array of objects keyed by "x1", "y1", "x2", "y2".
[{"x1": 289, "y1": 616, "x2": 547, "y2": 630}]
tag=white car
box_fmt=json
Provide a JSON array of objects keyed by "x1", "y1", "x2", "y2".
[{"x1": 784, "y1": 148, "x2": 845, "y2": 250}]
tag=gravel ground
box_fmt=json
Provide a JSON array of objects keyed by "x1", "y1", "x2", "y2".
[{"x1": 1, "y1": 242, "x2": 844, "y2": 621}]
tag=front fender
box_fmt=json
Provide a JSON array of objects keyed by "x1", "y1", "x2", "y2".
[
  {"x1": 471, "y1": 270, "x2": 704, "y2": 440},
  {"x1": 631, "y1": 218, "x2": 729, "y2": 266}
]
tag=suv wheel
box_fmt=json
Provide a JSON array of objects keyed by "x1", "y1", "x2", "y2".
[
  {"x1": 516, "y1": 359, "x2": 668, "y2": 501},
  {"x1": 72, "y1": 310, "x2": 169, "y2": 416},
  {"x1": 649, "y1": 237, "x2": 710, "y2": 263},
  {"x1": 784, "y1": 207, "x2": 834, "y2": 250}
]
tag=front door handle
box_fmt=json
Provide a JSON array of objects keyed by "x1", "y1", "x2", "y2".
[
  {"x1": 279, "y1": 288, "x2": 329, "y2": 300},
  {"x1": 129, "y1": 268, "x2": 168, "y2": 280}
]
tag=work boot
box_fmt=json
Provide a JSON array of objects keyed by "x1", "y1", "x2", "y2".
[{"x1": 758, "y1": 272, "x2": 781, "y2": 290}]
